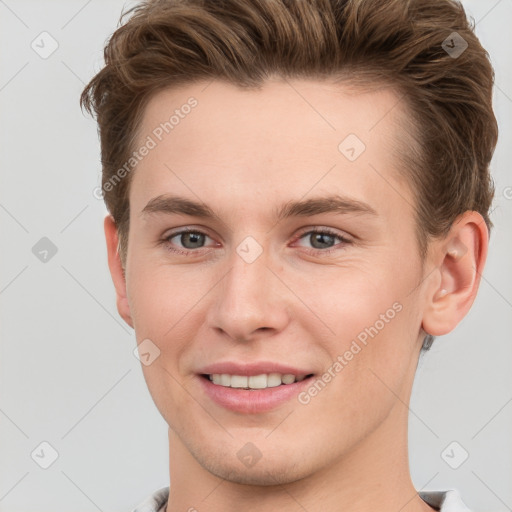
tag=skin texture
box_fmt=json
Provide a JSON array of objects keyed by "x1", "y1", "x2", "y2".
[{"x1": 104, "y1": 79, "x2": 487, "y2": 512}]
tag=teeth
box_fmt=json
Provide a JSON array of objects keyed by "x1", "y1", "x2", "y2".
[
  {"x1": 208, "y1": 373, "x2": 308, "y2": 389},
  {"x1": 267, "y1": 373, "x2": 282, "y2": 387},
  {"x1": 231, "y1": 375, "x2": 248, "y2": 388},
  {"x1": 248, "y1": 374, "x2": 267, "y2": 389},
  {"x1": 281, "y1": 374, "x2": 295, "y2": 385}
]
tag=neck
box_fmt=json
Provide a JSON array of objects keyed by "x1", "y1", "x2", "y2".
[{"x1": 164, "y1": 397, "x2": 435, "y2": 512}]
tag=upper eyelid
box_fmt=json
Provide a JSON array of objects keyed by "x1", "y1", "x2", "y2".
[
  {"x1": 294, "y1": 226, "x2": 349, "y2": 238},
  {"x1": 164, "y1": 226, "x2": 349, "y2": 238}
]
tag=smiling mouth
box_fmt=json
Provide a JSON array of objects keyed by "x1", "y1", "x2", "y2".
[{"x1": 200, "y1": 373, "x2": 315, "y2": 390}]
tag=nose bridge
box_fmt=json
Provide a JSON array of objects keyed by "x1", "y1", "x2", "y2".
[
  {"x1": 228, "y1": 243, "x2": 269, "y2": 300},
  {"x1": 208, "y1": 237, "x2": 289, "y2": 341}
]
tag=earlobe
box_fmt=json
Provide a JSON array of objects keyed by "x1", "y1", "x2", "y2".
[
  {"x1": 422, "y1": 211, "x2": 488, "y2": 338},
  {"x1": 104, "y1": 215, "x2": 134, "y2": 329}
]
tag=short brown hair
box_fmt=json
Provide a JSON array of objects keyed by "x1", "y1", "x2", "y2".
[{"x1": 81, "y1": 0, "x2": 497, "y2": 268}]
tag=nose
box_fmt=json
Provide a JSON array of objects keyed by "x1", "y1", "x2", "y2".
[{"x1": 207, "y1": 243, "x2": 291, "y2": 343}]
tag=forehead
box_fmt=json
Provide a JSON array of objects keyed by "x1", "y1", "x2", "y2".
[{"x1": 130, "y1": 78, "x2": 415, "y2": 221}]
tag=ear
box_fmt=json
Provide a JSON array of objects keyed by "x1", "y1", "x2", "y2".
[
  {"x1": 104, "y1": 215, "x2": 134, "y2": 329},
  {"x1": 421, "y1": 211, "x2": 489, "y2": 337}
]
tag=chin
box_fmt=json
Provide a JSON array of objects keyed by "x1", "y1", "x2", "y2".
[
  {"x1": 194, "y1": 446, "x2": 313, "y2": 487},
  {"x1": 207, "y1": 463, "x2": 306, "y2": 487}
]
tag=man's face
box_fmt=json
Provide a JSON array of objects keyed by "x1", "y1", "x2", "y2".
[{"x1": 124, "y1": 79, "x2": 429, "y2": 484}]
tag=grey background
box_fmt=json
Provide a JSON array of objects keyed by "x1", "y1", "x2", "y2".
[{"x1": 0, "y1": 0, "x2": 511, "y2": 511}]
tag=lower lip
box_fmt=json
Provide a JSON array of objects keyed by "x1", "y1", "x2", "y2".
[{"x1": 198, "y1": 375, "x2": 315, "y2": 414}]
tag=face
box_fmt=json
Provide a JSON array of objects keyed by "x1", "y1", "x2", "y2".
[{"x1": 122, "y1": 78, "x2": 430, "y2": 485}]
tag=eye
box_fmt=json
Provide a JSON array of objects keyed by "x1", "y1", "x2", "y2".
[
  {"x1": 161, "y1": 228, "x2": 215, "y2": 255},
  {"x1": 294, "y1": 228, "x2": 351, "y2": 253},
  {"x1": 160, "y1": 227, "x2": 351, "y2": 256}
]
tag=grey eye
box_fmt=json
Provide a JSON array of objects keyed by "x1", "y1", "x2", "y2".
[{"x1": 176, "y1": 232, "x2": 206, "y2": 249}]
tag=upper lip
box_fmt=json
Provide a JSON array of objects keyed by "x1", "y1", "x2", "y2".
[{"x1": 197, "y1": 361, "x2": 315, "y2": 377}]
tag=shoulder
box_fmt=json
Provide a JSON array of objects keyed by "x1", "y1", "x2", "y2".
[
  {"x1": 420, "y1": 489, "x2": 471, "y2": 512},
  {"x1": 131, "y1": 486, "x2": 169, "y2": 512}
]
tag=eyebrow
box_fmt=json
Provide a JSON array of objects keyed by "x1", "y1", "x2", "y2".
[{"x1": 141, "y1": 194, "x2": 378, "y2": 221}]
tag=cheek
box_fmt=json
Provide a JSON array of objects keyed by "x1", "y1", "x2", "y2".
[
  {"x1": 127, "y1": 259, "x2": 197, "y2": 339},
  {"x1": 300, "y1": 296, "x2": 412, "y2": 435},
  {"x1": 130, "y1": 267, "x2": 195, "y2": 420},
  {"x1": 296, "y1": 263, "x2": 399, "y2": 340},
  {"x1": 126, "y1": 264, "x2": 194, "y2": 409},
  {"x1": 298, "y1": 261, "x2": 417, "y2": 389}
]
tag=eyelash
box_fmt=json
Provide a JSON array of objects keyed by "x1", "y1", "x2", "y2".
[{"x1": 159, "y1": 227, "x2": 351, "y2": 256}]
